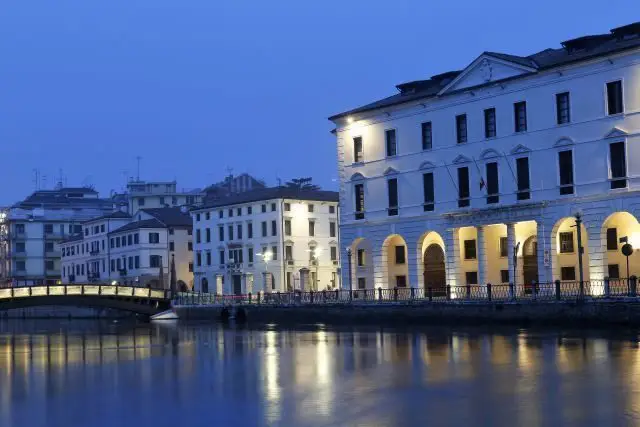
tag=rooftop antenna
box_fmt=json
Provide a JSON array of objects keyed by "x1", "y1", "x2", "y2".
[
  {"x1": 32, "y1": 169, "x2": 40, "y2": 190},
  {"x1": 136, "y1": 156, "x2": 142, "y2": 181},
  {"x1": 56, "y1": 168, "x2": 64, "y2": 189},
  {"x1": 41, "y1": 174, "x2": 47, "y2": 190}
]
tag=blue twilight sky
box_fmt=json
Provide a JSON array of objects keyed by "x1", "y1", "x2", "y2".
[{"x1": 0, "y1": 0, "x2": 636, "y2": 203}]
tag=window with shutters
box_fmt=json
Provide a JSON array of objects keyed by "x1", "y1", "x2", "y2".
[
  {"x1": 514, "y1": 101, "x2": 527, "y2": 132},
  {"x1": 421, "y1": 122, "x2": 432, "y2": 150},
  {"x1": 559, "y1": 232, "x2": 574, "y2": 253},
  {"x1": 558, "y1": 150, "x2": 574, "y2": 195},
  {"x1": 556, "y1": 92, "x2": 570, "y2": 124},
  {"x1": 385, "y1": 129, "x2": 397, "y2": 157},
  {"x1": 486, "y1": 162, "x2": 499, "y2": 204},
  {"x1": 458, "y1": 167, "x2": 470, "y2": 207},
  {"x1": 606, "y1": 80, "x2": 623, "y2": 115},
  {"x1": 610, "y1": 142, "x2": 627, "y2": 189},
  {"x1": 607, "y1": 228, "x2": 618, "y2": 251},
  {"x1": 353, "y1": 136, "x2": 363, "y2": 163},
  {"x1": 464, "y1": 239, "x2": 476, "y2": 260},
  {"x1": 387, "y1": 178, "x2": 398, "y2": 216},
  {"x1": 354, "y1": 183, "x2": 365, "y2": 220},
  {"x1": 516, "y1": 157, "x2": 530, "y2": 200},
  {"x1": 484, "y1": 108, "x2": 496, "y2": 138},
  {"x1": 456, "y1": 114, "x2": 467, "y2": 144},
  {"x1": 423, "y1": 172, "x2": 434, "y2": 212}
]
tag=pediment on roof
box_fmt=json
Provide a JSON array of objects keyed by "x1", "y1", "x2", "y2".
[
  {"x1": 419, "y1": 161, "x2": 437, "y2": 170},
  {"x1": 438, "y1": 53, "x2": 537, "y2": 95},
  {"x1": 510, "y1": 144, "x2": 531, "y2": 155},
  {"x1": 604, "y1": 126, "x2": 628, "y2": 139},
  {"x1": 479, "y1": 148, "x2": 501, "y2": 160},
  {"x1": 452, "y1": 155, "x2": 471, "y2": 164}
]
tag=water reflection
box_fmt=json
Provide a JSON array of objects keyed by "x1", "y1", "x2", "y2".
[{"x1": 1, "y1": 321, "x2": 640, "y2": 426}]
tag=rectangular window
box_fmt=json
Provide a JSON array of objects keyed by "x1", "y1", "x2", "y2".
[
  {"x1": 195, "y1": 212, "x2": 199, "y2": 221},
  {"x1": 271, "y1": 220, "x2": 277, "y2": 236},
  {"x1": 206, "y1": 228, "x2": 211, "y2": 243},
  {"x1": 500, "y1": 237, "x2": 508, "y2": 257},
  {"x1": 421, "y1": 122, "x2": 432, "y2": 150},
  {"x1": 606, "y1": 80, "x2": 623, "y2": 115},
  {"x1": 247, "y1": 206, "x2": 252, "y2": 215},
  {"x1": 608, "y1": 264, "x2": 620, "y2": 279},
  {"x1": 285, "y1": 245, "x2": 292, "y2": 260},
  {"x1": 558, "y1": 150, "x2": 574, "y2": 195},
  {"x1": 354, "y1": 184, "x2": 365, "y2": 220},
  {"x1": 396, "y1": 275, "x2": 407, "y2": 288},
  {"x1": 395, "y1": 245, "x2": 406, "y2": 264},
  {"x1": 271, "y1": 246, "x2": 278, "y2": 261},
  {"x1": 261, "y1": 221, "x2": 267, "y2": 237},
  {"x1": 228, "y1": 225, "x2": 234, "y2": 241},
  {"x1": 465, "y1": 271, "x2": 478, "y2": 285},
  {"x1": 134, "y1": 233, "x2": 139, "y2": 244},
  {"x1": 607, "y1": 228, "x2": 618, "y2": 251},
  {"x1": 169, "y1": 241, "x2": 174, "y2": 251},
  {"x1": 134, "y1": 256, "x2": 140, "y2": 269},
  {"x1": 237, "y1": 224, "x2": 243, "y2": 240},
  {"x1": 237, "y1": 208, "x2": 241, "y2": 216},
  {"x1": 128, "y1": 257, "x2": 133, "y2": 269},
  {"x1": 205, "y1": 212, "x2": 210, "y2": 221},
  {"x1": 195, "y1": 252, "x2": 201, "y2": 267},
  {"x1": 228, "y1": 208, "x2": 234, "y2": 218},
  {"x1": 559, "y1": 232, "x2": 574, "y2": 253},
  {"x1": 188, "y1": 262, "x2": 193, "y2": 273},
  {"x1": 610, "y1": 142, "x2": 627, "y2": 189},
  {"x1": 329, "y1": 222, "x2": 336, "y2": 238},
  {"x1": 385, "y1": 129, "x2": 397, "y2": 157},
  {"x1": 247, "y1": 222, "x2": 253, "y2": 239},
  {"x1": 423, "y1": 172, "x2": 434, "y2": 212},
  {"x1": 357, "y1": 249, "x2": 365, "y2": 266},
  {"x1": 308, "y1": 220, "x2": 315, "y2": 237},
  {"x1": 196, "y1": 229, "x2": 201, "y2": 244},
  {"x1": 486, "y1": 162, "x2": 499, "y2": 204},
  {"x1": 556, "y1": 92, "x2": 570, "y2": 124},
  {"x1": 514, "y1": 101, "x2": 527, "y2": 132},
  {"x1": 206, "y1": 251, "x2": 211, "y2": 266},
  {"x1": 308, "y1": 204, "x2": 314, "y2": 213},
  {"x1": 111, "y1": 259, "x2": 115, "y2": 272},
  {"x1": 284, "y1": 203, "x2": 291, "y2": 212},
  {"x1": 219, "y1": 210, "x2": 223, "y2": 219},
  {"x1": 219, "y1": 250, "x2": 225, "y2": 265},
  {"x1": 218, "y1": 226, "x2": 224, "y2": 241},
  {"x1": 261, "y1": 204, "x2": 266, "y2": 213},
  {"x1": 188, "y1": 241, "x2": 193, "y2": 251},
  {"x1": 329, "y1": 205, "x2": 335, "y2": 214},
  {"x1": 458, "y1": 167, "x2": 470, "y2": 207},
  {"x1": 500, "y1": 269, "x2": 509, "y2": 283},
  {"x1": 284, "y1": 220, "x2": 291, "y2": 236},
  {"x1": 357, "y1": 277, "x2": 366, "y2": 289},
  {"x1": 561, "y1": 266, "x2": 576, "y2": 281},
  {"x1": 116, "y1": 238, "x2": 120, "y2": 248},
  {"x1": 484, "y1": 108, "x2": 496, "y2": 138},
  {"x1": 387, "y1": 178, "x2": 398, "y2": 216},
  {"x1": 330, "y1": 246, "x2": 337, "y2": 261},
  {"x1": 149, "y1": 232, "x2": 160, "y2": 244},
  {"x1": 248, "y1": 247, "x2": 254, "y2": 263},
  {"x1": 464, "y1": 239, "x2": 477, "y2": 260},
  {"x1": 516, "y1": 157, "x2": 530, "y2": 200},
  {"x1": 456, "y1": 114, "x2": 467, "y2": 144}
]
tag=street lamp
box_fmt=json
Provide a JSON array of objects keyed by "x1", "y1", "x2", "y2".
[
  {"x1": 620, "y1": 236, "x2": 633, "y2": 279},
  {"x1": 574, "y1": 212, "x2": 585, "y2": 296},
  {"x1": 346, "y1": 247, "x2": 352, "y2": 291}
]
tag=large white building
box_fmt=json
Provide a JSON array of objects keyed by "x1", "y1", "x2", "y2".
[
  {"x1": 191, "y1": 188, "x2": 340, "y2": 295},
  {"x1": 329, "y1": 22, "x2": 640, "y2": 293},
  {"x1": 0, "y1": 187, "x2": 115, "y2": 286},
  {"x1": 122, "y1": 180, "x2": 203, "y2": 215},
  {"x1": 60, "y1": 207, "x2": 193, "y2": 290}
]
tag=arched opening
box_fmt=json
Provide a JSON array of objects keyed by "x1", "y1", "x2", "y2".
[
  {"x1": 382, "y1": 234, "x2": 409, "y2": 289},
  {"x1": 423, "y1": 244, "x2": 446, "y2": 295},
  {"x1": 601, "y1": 212, "x2": 640, "y2": 280},
  {"x1": 201, "y1": 277, "x2": 209, "y2": 294},
  {"x1": 418, "y1": 231, "x2": 446, "y2": 290},
  {"x1": 551, "y1": 217, "x2": 590, "y2": 285},
  {"x1": 349, "y1": 238, "x2": 374, "y2": 291},
  {"x1": 522, "y1": 236, "x2": 538, "y2": 293}
]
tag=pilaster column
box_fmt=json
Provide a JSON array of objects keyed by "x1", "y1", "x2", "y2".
[
  {"x1": 506, "y1": 223, "x2": 516, "y2": 285},
  {"x1": 372, "y1": 247, "x2": 384, "y2": 289},
  {"x1": 477, "y1": 226, "x2": 487, "y2": 286},
  {"x1": 586, "y1": 222, "x2": 605, "y2": 282},
  {"x1": 406, "y1": 241, "x2": 419, "y2": 288},
  {"x1": 536, "y1": 221, "x2": 553, "y2": 284},
  {"x1": 445, "y1": 228, "x2": 460, "y2": 287}
]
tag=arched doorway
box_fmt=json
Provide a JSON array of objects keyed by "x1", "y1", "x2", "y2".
[
  {"x1": 522, "y1": 236, "x2": 538, "y2": 292},
  {"x1": 201, "y1": 277, "x2": 209, "y2": 293},
  {"x1": 382, "y1": 234, "x2": 409, "y2": 289},
  {"x1": 350, "y1": 238, "x2": 374, "y2": 291},
  {"x1": 423, "y1": 244, "x2": 446, "y2": 295}
]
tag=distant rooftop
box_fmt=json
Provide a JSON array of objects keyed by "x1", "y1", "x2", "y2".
[
  {"x1": 329, "y1": 21, "x2": 640, "y2": 120},
  {"x1": 12, "y1": 187, "x2": 112, "y2": 210},
  {"x1": 194, "y1": 187, "x2": 339, "y2": 210}
]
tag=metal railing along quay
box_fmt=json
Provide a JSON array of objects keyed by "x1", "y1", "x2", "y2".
[{"x1": 174, "y1": 278, "x2": 640, "y2": 306}]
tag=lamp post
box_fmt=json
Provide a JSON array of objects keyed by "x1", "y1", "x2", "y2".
[
  {"x1": 574, "y1": 213, "x2": 585, "y2": 296},
  {"x1": 346, "y1": 247, "x2": 352, "y2": 291},
  {"x1": 620, "y1": 236, "x2": 633, "y2": 280}
]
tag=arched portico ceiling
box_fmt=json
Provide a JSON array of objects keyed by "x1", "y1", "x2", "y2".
[
  {"x1": 452, "y1": 154, "x2": 471, "y2": 164},
  {"x1": 604, "y1": 126, "x2": 628, "y2": 139},
  {"x1": 510, "y1": 144, "x2": 531, "y2": 155},
  {"x1": 349, "y1": 172, "x2": 366, "y2": 181},
  {"x1": 383, "y1": 167, "x2": 398, "y2": 176},
  {"x1": 554, "y1": 136, "x2": 575, "y2": 147},
  {"x1": 419, "y1": 161, "x2": 437, "y2": 170},
  {"x1": 479, "y1": 148, "x2": 501, "y2": 160}
]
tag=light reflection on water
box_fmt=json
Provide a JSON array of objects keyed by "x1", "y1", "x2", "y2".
[{"x1": 0, "y1": 321, "x2": 640, "y2": 427}]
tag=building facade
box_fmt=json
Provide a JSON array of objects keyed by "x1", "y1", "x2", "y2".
[
  {"x1": 329, "y1": 22, "x2": 640, "y2": 292},
  {"x1": 191, "y1": 188, "x2": 340, "y2": 295},
  {"x1": 60, "y1": 207, "x2": 193, "y2": 289},
  {"x1": 123, "y1": 180, "x2": 203, "y2": 215},
  {"x1": 0, "y1": 187, "x2": 115, "y2": 286},
  {"x1": 202, "y1": 173, "x2": 267, "y2": 204}
]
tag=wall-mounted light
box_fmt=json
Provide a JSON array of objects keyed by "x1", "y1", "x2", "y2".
[{"x1": 347, "y1": 117, "x2": 354, "y2": 124}]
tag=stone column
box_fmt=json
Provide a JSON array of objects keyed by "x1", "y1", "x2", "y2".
[
  {"x1": 372, "y1": 247, "x2": 385, "y2": 289},
  {"x1": 477, "y1": 226, "x2": 487, "y2": 286},
  {"x1": 506, "y1": 223, "x2": 516, "y2": 285},
  {"x1": 586, "y1": 222, "x2": 605, "y2": 282},
  {"x1": 406, "y1": 241, "x2": 419, "y2": 289},
  {"x1": 536, "y1": 220, "x2": 553, "y2": 284},
  {"x1": 445, "y1": 228, "x2": 460, "y2": 287}
]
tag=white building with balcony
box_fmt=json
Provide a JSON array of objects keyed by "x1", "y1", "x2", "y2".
[
  {"x1": 60, "y1": 207, "x2": 193, "y2": 290},
  {"x1": 329, "y1": 22, "x2": 640, "y2": 293},
  {"x1": 191, "y1": 187, "x2": 340, "y2": 295}
]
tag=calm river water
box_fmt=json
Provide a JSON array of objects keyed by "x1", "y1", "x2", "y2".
[{"x1": 1, "y1": 321, "x2": 640, "y2": 427}]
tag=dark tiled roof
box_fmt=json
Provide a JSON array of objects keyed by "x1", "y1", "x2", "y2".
[
  {"x1": 328, "y1": 22, "x2": 640, "y2": 120},
  {"x1": 109, "y1": 219, "x2": 166, "y2": 234},
  {"x1": 13, "y1": 188, "x2": 113, "y2": 209},
  {"x1": 194, "y1": 187, "x2": 339, "y2": 210},
  {"x1": 82, "y1": 211, "x2": 131, "y2": 224},
  {"x1": 141, "y1": 207, "x2": 192, "y2": 227}
]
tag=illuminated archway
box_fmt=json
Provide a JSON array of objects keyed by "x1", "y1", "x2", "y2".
[
  {"x1": 349, "y1": 238, "x2": 374, "y2": 290},
  {"x1": 382, "y1": 234, "x2": 409, "y2": 288},
  {"x1": 551, "y1": 217, "x2": 590, "y2": 284},
  {"x1": 417, "y1": 231, "x2": 446, "y2": 293},
  {"x1": 601, "y1": 212, "x2": 640, "y2": 279}
]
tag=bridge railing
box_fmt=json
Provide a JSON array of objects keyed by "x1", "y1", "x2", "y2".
[
  {"x1": 174, "y1": 278, "x2": 640, "y2": 306},
  {"x1": 0, "y1": 284, "x2": 169, "y2": 300}
]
